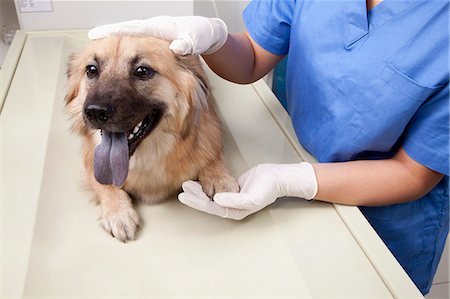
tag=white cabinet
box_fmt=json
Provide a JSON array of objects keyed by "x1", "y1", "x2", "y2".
[{"x1": 0, "y1": 31, "x2": 423, "y2": 298}]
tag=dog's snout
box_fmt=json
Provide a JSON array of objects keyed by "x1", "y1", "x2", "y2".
[{"x1": 84, "y1": 104, "x2": 114, "y2": 126}]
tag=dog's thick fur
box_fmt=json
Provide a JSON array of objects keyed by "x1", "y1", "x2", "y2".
[{"x1": 65, "y1": 35, "x2": 238, "y2": 242}]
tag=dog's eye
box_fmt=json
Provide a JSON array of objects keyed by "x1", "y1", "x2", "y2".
[
  {"x1": 134, "y1": 66, "x2": 155, "y2": 80},
  {"x1": 86, "y1": 65, "x2": 98, "y2": 79}
]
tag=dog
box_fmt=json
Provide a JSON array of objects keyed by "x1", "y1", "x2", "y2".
[{"x1": 65, "y1": 35, "x2": 239, "y2": 242}]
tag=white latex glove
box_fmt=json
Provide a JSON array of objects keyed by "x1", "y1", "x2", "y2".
[
  {"x1": 178, "y1": 163, "x2": 318, "y2": 220},
  {"x1": 88, "y1": 15, "x2": 228, "y2": 55}
]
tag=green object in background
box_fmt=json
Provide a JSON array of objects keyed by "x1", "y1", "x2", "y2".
[{"x1": 272, "y1": 56, "x2": 288, "y2": 111}]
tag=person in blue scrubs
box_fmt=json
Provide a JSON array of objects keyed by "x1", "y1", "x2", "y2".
[{"x1": 89, "y1": 0, "x2": 448, "y2": 294}]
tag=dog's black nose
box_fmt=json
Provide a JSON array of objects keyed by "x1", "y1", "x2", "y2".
[{"x1": 84, "y1": 104, "x2": 114, "y2": 124}]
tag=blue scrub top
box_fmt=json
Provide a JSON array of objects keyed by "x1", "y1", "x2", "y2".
[{"x1": 244, "y1": 0, "x2": 449, "y2": 294}]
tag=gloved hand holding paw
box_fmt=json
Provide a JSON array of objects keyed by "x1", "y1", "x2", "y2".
[{"x1": 178, "y1": 162, "x2": 318, "y2": 220}]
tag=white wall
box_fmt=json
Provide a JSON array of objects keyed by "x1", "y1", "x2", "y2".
[
  {"x1": 15, "y1": 0, "x2": 194, "y2": 31},
  {"x1": 194, "y1": 0, "x2": 250, "y2": 33},
  {"x1": 15, "y1": 0, "x2": 249, "y2": 32},
  {"x1": 0, "y1": 0, "x2": 20, "y2": 67}
]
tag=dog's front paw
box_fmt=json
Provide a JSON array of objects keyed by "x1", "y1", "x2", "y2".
[
  {"x1": 201, "y1": 173, "x2": 240, "y2": 198},
  {"x1": 100, "y1": 201, "x2": 140, "y2": 242}
]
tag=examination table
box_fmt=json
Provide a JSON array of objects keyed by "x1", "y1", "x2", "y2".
[{"x1": 1, "y1": 31, "x2": 423, "y2": 298}]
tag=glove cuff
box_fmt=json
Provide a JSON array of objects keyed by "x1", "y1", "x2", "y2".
[
  {"x1": 202, "y1": 18, "x2": 228, "y2": 55},
  {"x1": 276, "y1": 162, "x2": 318, "y2": 201}
]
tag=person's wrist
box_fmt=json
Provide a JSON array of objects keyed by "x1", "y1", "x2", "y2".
[
  {"x1": 299, "y1": 162, "x2": 318, "y2": 200},
  {"x1": 276, "y1": 162, "x2": 318, "y2": 200},
  {"x1": 202, "y1": 17, "x2": 228, "y2": 55}
]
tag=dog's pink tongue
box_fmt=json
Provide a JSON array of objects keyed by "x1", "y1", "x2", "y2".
[{"x1": 94, "y1": 131, "x2": 129, "y2": 187}]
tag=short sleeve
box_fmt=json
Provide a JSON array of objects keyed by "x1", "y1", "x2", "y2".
[
  {"x1": 403, "y1": 84, "x2": 449, "y2": 175},
  {"x1": 243, "y1": 0, "x2": 295, "y2": 55}
]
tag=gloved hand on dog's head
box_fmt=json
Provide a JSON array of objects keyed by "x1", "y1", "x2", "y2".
[{"x1": 88, "y1": 16, "x2": 228, "y2": 56}]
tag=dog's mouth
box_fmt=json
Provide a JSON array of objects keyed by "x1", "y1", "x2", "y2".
[
  {"x1": 93, "y1": 110, "x2": 162, "y2": 187},
  {"x1": 126, "y1": 110, "x2": 162, "y2": 156}
]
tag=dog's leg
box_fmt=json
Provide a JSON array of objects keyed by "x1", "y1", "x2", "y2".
[
  {"x1": 92, "y1": 182, "x2": 140, "y2": 242},
  {"x1": 82, "y1": 135, "x2": 140, "y2": 242},
  {"x1": 198, "y1": 159, "x2": 239, "y2": 197}
]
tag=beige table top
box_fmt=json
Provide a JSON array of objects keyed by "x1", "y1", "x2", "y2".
[{"x1": 1, "y1": 31, "x2": 422, "y2": 298}]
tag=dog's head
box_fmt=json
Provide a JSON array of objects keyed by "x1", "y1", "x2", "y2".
[{"x1": 65, "y1": 35, "x2": 209, "y2": 186}]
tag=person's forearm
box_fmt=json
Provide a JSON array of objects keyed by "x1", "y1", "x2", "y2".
[
  {"x1": 312, "y1": 149, "x2": 443, "y2": 206},
  {"x1": 202, "y1": 33, "x2": 257, "y2": 84},
  {"x1": 202, "y1": 32, "x2": 283, "y2": 84}
]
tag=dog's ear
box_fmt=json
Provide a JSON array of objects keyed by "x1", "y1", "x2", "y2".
[
  {"x1": 176, "y1": 55, "x2": 211, "y2": 138},
  {"x1": 65, "y1": 52, "x2": 91, "y2": 135},
  {"x1": 65, "y1": 52, "x2": 84, "y2": 106},
  {"x1": 190, "y1": 67, "x2": 209, "y2": 110},
  {"x1": 176, "y1": 55, "x2": 210, "y2": 104}
]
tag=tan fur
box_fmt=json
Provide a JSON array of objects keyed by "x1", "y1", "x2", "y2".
[{"x1": 65, "y1": 36, "x2": 238, "y2": 242}]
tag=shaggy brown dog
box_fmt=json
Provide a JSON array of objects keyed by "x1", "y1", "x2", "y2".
[{"x1": 65, "y1": 35, "x2": 238, "y2": 242}]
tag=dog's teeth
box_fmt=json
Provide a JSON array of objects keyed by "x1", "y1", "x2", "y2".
[
  {"x1": 137, "y1": 121, "x2": 143, "y2": 127},
  {"x1": 133, "y1": 126, "x2": 139, "y2": 134},
  {"x1": 128, "y1": 133, "x2": 134, "y2": 140}
]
